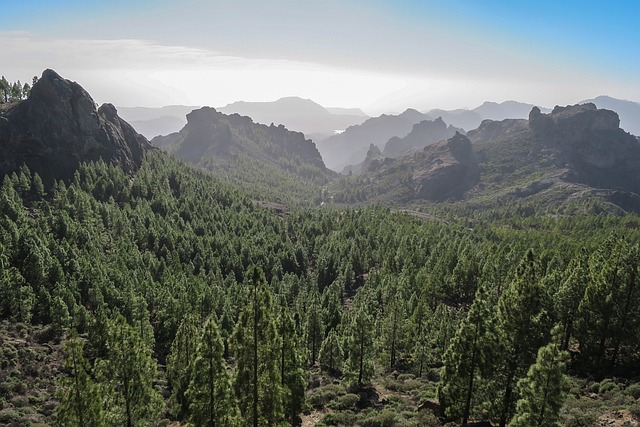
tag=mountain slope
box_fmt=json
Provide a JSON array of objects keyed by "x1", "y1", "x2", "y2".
[
  {"x1": 218, "y1": 97, "x2": 367, "y2": 139},
  {"x1": 318, "y1": 108, "x2": 428, "y2": 171},
  {"x1": 151, "y1": 107, "x2": 335, "y2": 204},
  {"x1": 328, "y1": 103, "x2": 640, "y2": 213},
  {"x1": 0, "y1": 69, "x2": 152, "y2": 185}
]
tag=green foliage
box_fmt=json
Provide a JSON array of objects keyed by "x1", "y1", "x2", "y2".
[
  {"x1": 166, "y1": 313, "x2": 200, "y2": 419},
  {"x1": 439, "y1": 284, "x2": 496, "y2": 424},
  {"x1": 96, "y1": 315, "x2": 163, "y2": 427},
  {"x1": 511, "y1": 335, "x2": 569, "y2": 427},
  {"x1": 55, "y1": 334, "x2": 104, "y2": 426},
  {"x1": 186, "y1": 315, "x2": 240, "y2": 427},
  {"x1": 231, "y1": 266, "x2": 285, "y2": 427},
  {"x1": 319, "y1": 328, "x2": 344, "y2": 374},
  {"x1": 344, "y1": 304, "x2": 375, "y2": 388}
]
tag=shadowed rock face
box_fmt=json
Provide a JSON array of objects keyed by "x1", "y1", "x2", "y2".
[
  {"x1": 411, "y1": 132, "x2": 480, "y2": 200},
  {"x1": 154, "y1": 106, "x2": 329, "y2": 172},
  {"x1": 0, "y1": 69, "x2": 152, "y2": 185}
]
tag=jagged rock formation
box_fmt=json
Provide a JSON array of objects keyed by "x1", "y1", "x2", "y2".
[
  {"x1": 153, "y1": 107, "x2": 328, "y2": 171},
  {"x1": 411, "y1": 132, "x2": 479, "y2": 200},
  {"x1": 0, "y1": 69, "x2": 152, "y2": 184},
  {"x1": 329, "y1": 103, "x2": 640, "y2": 212},
  {"x1": 382, "y1": 117, "x2": 464, "y2": 158},
  {"x1": 342, "y1": 144, "x2": 392, "y2": 175},
  {"x1": 318, "y1": 108, "x2": 428, "y2": 171}
]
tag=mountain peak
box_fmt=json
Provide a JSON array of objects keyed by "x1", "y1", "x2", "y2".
[{"x1": 0, "y1": 69, "x2": 152, "y2": 184}]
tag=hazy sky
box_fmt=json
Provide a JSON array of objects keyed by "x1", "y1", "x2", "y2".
[{"x1": 2, "y1": 0, "x2": 639, "y2": 114}]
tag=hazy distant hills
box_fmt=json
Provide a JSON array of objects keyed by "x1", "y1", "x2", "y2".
[
  {"x1": 117, "y1": 105, "x2": 200, "y2": 139},
  {"x1": 424, "y1": 101, "x2": 552, "y2": 131},
  {"x1": 218, "y1": 97, "x2": 368, "y2": 140},
  {"x1": 328, "y1": 103, "x2": 640, "y2": 213},
  {"x1": 581, "y1": 95, "x2": 640, "y2": 136},
  {"x1": 318, "y1": 108, "x2": 428, "y2": 171},
  {"x1": 383, "y1": 117, "x2": 465, "y2": 158}
]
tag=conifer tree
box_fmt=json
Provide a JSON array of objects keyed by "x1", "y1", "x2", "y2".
[
  {"x1": 319, "y1": 328, "x2": 344, "y2": 374},
  {"x1": 186, "y1": 315, "x2": 240, "y2": 427},
  {"x1": 510, "y1": 330, "x2": 569, "y2": 427},
  {"x1": 167, "y1": 313, "x2": 200, "y2": 419},
  {"x1": 381, "y1": 296, "x2": 406, "y2": 370},
  {"x1": 304, "y1": 290, "x2": 323, "y2": 366},
  {"x1": 554, "y1": 250, "x2": 589, "y2": 350},
  {"x1": 495, "y1": 249, "x2": 552, "y2": 427},
  {"x1": 97, "y1": 314, "x2": 163, "y2": 427},
  {"x1": 232, "y1": 266, "x2": 285, "y2": 427},
  {"x1": 279, "y1": 307, "x2": 306, "y2": 425},
  {"x1": 56, "y1": 334, "x2": 105, "y2": 426},
  {"x1": 439, "y1": 285, "x2": 495, "y2": 426},
  {"x1": 345, "y1": 304, "x2": 374, "y2": 387}
]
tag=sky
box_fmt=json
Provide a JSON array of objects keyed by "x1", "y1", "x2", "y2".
[{"x1": 2, "y1": 0, "x2": 640, "y2": 114}]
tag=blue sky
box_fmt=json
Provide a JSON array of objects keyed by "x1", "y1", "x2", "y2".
[{"x1": 2, "y1": 0, "x2": 639, "y2": 112}]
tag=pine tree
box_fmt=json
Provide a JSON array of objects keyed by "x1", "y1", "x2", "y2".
[
  {"x1": 304, "y1": 290, "x2": 323, "y2": 366},
  {"x1": 231, "y1": 266, "x2": 285, "y2": 427},
  {"x1": 186, "y1": 315, "x2": 240, "y2": 427},
  {"x1": 345, "y1": 304, "x2": 375, "y2": 388},
  {"x1": 495, "y1": 250, "x2": 552, "y2": 427},
  {"x1": 510, "y1": 332, "x2": 569, "y2": 427},
  {"x1": 167, "y1": 313, "x2": 200, "y2": 419},
  {"x1": 55, "y1": 334, "x2": 105, "y2": 426},
  {"x1": 97, "y1": 314, "x2": 163, "y2": 427},
  {"x1": 439, "y1": 285, "x2": 495, "y2": 426},
  {"x1": 554, "y1": 250, "x2": 589, "y2": 350},
  {"x1": 381, "y1": 296, "x2": 406, "y2": 370},
  {"x1": 279, "y1": 307, "x2": 306, "y2": 425},
  {"x1": 319, "y1": 328, "x2": 344, "y2": 374}
]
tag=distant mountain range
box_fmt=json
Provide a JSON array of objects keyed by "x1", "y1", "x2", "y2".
[
  {"x1": 218, "y1": 97, "x2": 368, "y2": 140},
  {"x1": 117, "y1": 105, "x2": 200, "y2": 139}
]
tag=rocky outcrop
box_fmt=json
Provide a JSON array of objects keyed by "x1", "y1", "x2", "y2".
[
  {"x1": 411, "y1": 132, "x2": 479, "y2": 200},
  {"x1": 0, "y1": 69, "x2": 152, "y2": 184},
  {"x1": 151, "y1": 106, "x2": 331, "y2": 177},
  {"x1": 383, "y1": 117, "x2": 464, "y2": 158}
]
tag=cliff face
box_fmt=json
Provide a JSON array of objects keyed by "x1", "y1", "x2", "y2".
[
  {"x1": 411, "y1": 132, "x2": 479, "y2": 200},
  {"x1": 0, "y1": 69, "x2": 152, "y2": 184},
  {"x1": 160, "y1": 106, "x2": 328, "y2": 170},
  {"x1": 382, "y1": 117, "x2": 464, "y2": 158}
]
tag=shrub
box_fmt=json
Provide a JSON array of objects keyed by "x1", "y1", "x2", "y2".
[
  {"x1": 626, "y1": 383, "x2": 640, "y2": 399},
  {"x1": 328, "y1": 393, "x2": 359, "y2": 410},
  {"x1": 360, "y1": 409, "x2": 397, "y2": 427}
]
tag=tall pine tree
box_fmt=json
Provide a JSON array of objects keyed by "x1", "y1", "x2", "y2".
[
  {"x1": 231, "y1": 266, "x2": 285, "y2": 427},
  {"x1": 186, "y1": 315, "x2": 240, "y2": 427}
]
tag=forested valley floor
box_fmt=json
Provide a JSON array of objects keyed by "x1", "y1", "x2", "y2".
[{"x1": 1, "y1": 153, "x2": 640, "y2": 426}]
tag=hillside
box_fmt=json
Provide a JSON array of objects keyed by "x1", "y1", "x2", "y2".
[
  {"x1": 328, "y1": 103, "x2": 640, "y2": 214},
  {"x1": 151, "y1": 106, "x2": 335, "y2": 204}
]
